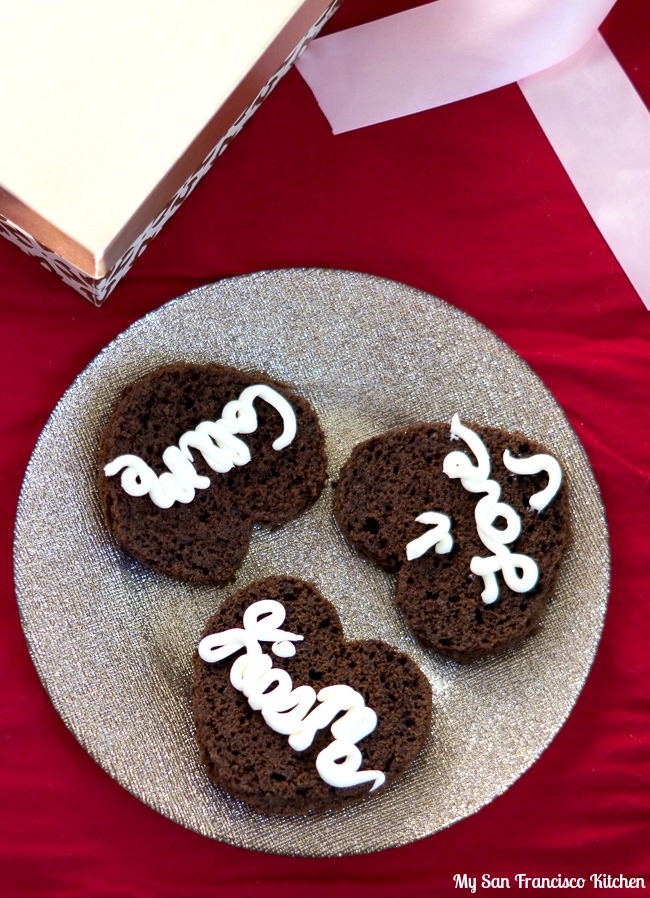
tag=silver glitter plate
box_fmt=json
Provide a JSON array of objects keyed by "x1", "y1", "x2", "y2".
[{"x1": 14, "y1": 269, "x2": 609, "y2": 856}]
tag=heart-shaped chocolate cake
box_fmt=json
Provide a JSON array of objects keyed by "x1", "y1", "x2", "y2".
[
  {"x1": 192, "y1": 576, "x2": 432, "y2": 815},
  {"x1": 98, "y1": 363, "x2": 327, "y2": 585},
  {"x1": 334, "y1": 416, "x2": 570, "y2": 662}
]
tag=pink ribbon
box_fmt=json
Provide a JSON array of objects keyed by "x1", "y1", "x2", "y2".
[{"x1": 297, "y1": 1, "x2": 650, "y2": 309}]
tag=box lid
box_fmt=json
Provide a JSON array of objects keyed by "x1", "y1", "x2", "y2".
[{"x1": 0, "y1": 0, "x2": 325, "y2": 278}]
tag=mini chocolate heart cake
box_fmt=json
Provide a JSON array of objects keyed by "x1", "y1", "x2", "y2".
[
  {"x1": 334, "y1": 416, "x2": 570, "y2": 662},
  {"x1": 192, "y1": 576, "x2": 432, "y2": 815},
  {"x1": 98, "y1": 363, "x2": 327, "y2": 585}
]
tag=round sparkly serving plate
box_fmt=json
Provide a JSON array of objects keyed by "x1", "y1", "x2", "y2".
[{"x1": 14, "y1": 269, "x2": 609, "y2": 857}]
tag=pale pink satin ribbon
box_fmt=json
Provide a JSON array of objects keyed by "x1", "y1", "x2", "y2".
[{"x1": 297, "y1": 1, "x2": 650, "y2": 309}]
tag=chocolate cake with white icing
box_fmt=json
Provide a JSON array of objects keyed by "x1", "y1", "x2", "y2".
[
  {"x1": 192, "y1": 576, "x2": 432, "y2": 815},
  {"x1": 97, "y1": 363, "x2": 327, "y2": 585},
  {"x1": 334, "y1": 416, "x2": 570, "y2": 662}
]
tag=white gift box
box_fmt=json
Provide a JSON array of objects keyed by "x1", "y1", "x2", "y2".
[{"x1": 0, "y1": 0, "x2": 340, "y2": 304}]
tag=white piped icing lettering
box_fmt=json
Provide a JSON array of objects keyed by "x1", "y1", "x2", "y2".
[
  {"x1": 502, "y1": 449, "x2": 562, "y2": 511},
  {"x1": 198, "y1": 600, "x2": 385, "y2": 793},
  {"x1": 444, "y1": 414, "x2": 539, "y2": 604},
  {"x1": 406, "y1": 415, "x2": 561, "y2": 605},
  {"x1": 406, "y1": 512, "x2": 453, "y2": 560},
  {"x1": 104, "y1": 384, "x2": 297, "y2": 509}
]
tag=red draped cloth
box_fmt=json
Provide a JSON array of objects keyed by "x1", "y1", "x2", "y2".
[{"x1": 1, "y1": 1, "x2": 648, "y2": 894}]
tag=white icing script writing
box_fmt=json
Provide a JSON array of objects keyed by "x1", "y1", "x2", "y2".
[
  {"x1": 406, "y1": 512, "x2": 453, "y2": 560},
  {"x1": 104, "y1": 384, "x2": 297, "y2": 509},
  {"x1": 407, "y1": 415, "x2": 562, "y2": 605},
  {"x1": 444, "y1": 414, "x2": 538, "y2": 604},
  {"x1": 198, "y1": 600, "x2": 385, "y2": 792},
  {"x1": 502, "y1": 449, "x2": 562, "y2": 512}
]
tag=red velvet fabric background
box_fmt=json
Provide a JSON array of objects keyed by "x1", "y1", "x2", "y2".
[{"x1": 1, "y1": 1, "x2": 648, "y2": 895}]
